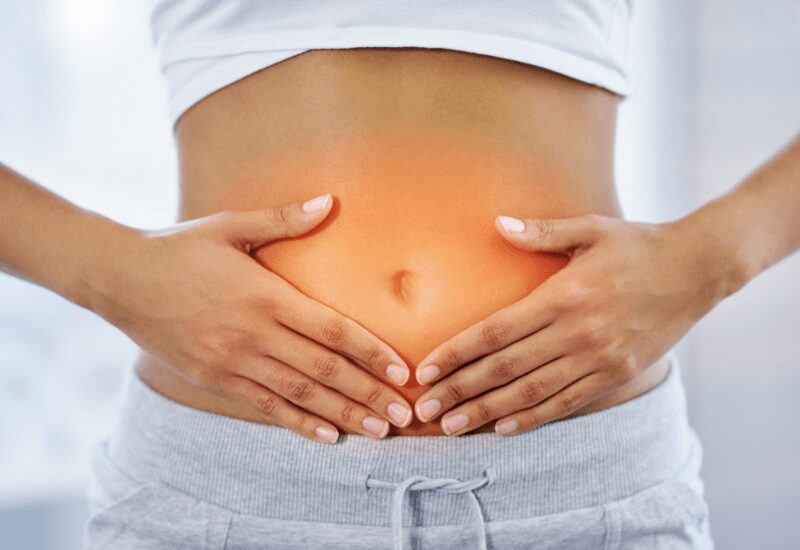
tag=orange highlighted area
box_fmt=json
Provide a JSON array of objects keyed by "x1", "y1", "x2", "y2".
[{"x1": 253, "y1": 133, "x2": 572, "y2": 412}]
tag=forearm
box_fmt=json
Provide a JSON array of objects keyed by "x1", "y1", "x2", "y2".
[
  {"x1": 0, "y1": 163, "x2": 138, "y2": 311},
  {"x1": 672, "y1": 132, "x2": 800, "y2": 298}
]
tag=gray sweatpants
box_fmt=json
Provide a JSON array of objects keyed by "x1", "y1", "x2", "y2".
[{"x1": 84, "y1": 352, "x2": 713, "y2": 549}]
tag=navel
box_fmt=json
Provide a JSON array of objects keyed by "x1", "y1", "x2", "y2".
[{"x1": 390, "y1": 269, "x2": 415, "y2": 303}]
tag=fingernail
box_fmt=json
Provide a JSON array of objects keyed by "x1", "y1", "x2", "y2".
[
  {"x1": 497, "y1": 215, "x2": 525, "y2": 233},
  {"x1": 386, "y1": 363, "x2": 409, "y2": 385},
  {"x1": 417, "y1": 399, "x2": 441, "y2": 422},
  {"x1": 315, "y1": 426, "x2": 339, "y2": 443},
  {"x1": 495, "y1": 419, "x2": 519, "y2": 435},
  {"x1": 442, "y1": 413, "x2": 469, "y2": 435},
  {"x1": 387, "y1": 402, "x2": 412, "y2": 426},
  {"x1": 302, "y1": 194, "x2": 331, "y2": 213},
  {"x1": 417, "y1": 365, "x2": 440, "y2": 385},
  {"x1": 362, "y1": 415, "x2": 390, "y2": 437}
]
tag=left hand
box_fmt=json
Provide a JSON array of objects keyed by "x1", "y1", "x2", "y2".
[{"x1": 413, "y1": 212, "x2": 729, "y2": 436}]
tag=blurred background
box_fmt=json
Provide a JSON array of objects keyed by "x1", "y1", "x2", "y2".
[{"x1": 0, "y1": 1, "x2": 798, "y2": 548}]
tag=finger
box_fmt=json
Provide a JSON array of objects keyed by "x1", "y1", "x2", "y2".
[
  {"x1": 495, "y1": 213, "x2": 608, "y2": 254},
  {"x1": 222, "y1": 193, "x2": 333, "y2": 249},
  {"x1": 437, "y1": 356, "x2": 592, "y2": 435},
  {"x1": 262, "y1": 325, "x2": 413, "y2": 427},
  {"x1": 415, "y1": 292, "x2": 556, "y2": 385},
  {"x1": 494, "y1": 372, "x2": 612, "y2": 436},
  {"x1": 414, "y1": 324, "x2": 565, "y2": 422},
  {"x1": 238, "y1": 355, "x2": 394, "y2": 439},
  {"x1": 225, "y1": 375, "x2": 340, "y2": 445},
  {"x1": 271, "y1": 276, "x2": 410, "y2": 386}
]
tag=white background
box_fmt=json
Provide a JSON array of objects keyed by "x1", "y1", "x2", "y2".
[{"x1": 1, "y1": 1, "x2": 798, "y2": 548}]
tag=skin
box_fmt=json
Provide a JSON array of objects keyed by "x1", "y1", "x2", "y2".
[
  {"x1": 138, "y1": 48, "x2": 670, "y2": 436},
  {"x1": 1, "y1": 48, "x2": 798, "y2": 444},
  {"x1": 0, "y1": 179, "x2": 415, "y2": 443},
  {"x1": 413, "y1": 134, "x2": 800, "y2": 436}
]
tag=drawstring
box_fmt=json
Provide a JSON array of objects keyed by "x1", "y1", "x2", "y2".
[{"x1": 365, "y1": 469, "x2": 495, "y2": 550}]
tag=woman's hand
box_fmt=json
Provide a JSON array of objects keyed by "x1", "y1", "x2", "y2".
[
  {"x1": 91, "y1": 194, "x2": 414, "y2": 444},
  {"x1": 412, "y1": 212, "x2": 738, "y2": 436}
]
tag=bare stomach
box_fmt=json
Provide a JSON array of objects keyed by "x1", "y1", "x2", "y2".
[{"x1": 136, "y1": 48, "x2": 669, "y2": 436}]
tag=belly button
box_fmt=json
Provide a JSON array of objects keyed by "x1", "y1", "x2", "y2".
[{"x1": 390, "y1": 269, "x2": 415, "y2": 303}]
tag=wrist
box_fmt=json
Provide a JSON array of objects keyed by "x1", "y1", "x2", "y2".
[
  {"x1": 69, "y1": 213, "x2": 147, "y2": 320},
  {"x1": 666, "y1": 205, "x2": 752, "y2": 306}
]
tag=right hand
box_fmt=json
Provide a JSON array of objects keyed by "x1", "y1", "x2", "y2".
[{"x1": 92, "y1": 194, "x2": 413, "y2": 444}]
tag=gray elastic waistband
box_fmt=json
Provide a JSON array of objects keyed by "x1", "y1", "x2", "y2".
[{"x1": 107, "y1": 352, "x2": 693, "y2": 526}]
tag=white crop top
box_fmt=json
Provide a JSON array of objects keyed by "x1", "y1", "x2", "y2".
[{"x1": 149, "y1": 0, "x2": 635, "y2": 127}]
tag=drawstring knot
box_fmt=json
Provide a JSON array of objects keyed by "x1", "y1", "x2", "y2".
[{"x1": 366, "y1": 468, "x2": 495, "y2": 550}]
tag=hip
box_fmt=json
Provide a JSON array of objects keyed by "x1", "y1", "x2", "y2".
[{"x1": 86, "y1": 351, "x2": 712, "y2": 549}]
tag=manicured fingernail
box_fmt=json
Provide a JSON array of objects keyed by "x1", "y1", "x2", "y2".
[
  {"x1": 387, "y1": 402, "x2": 412, "y2": 426},
  {"x1": 442, "y1": 413, "x2": 469, "y2": 435},
  {"x1": 417, "y1": 365, "x2": 440, "y2": 385},
  {"x1": 302, "y1": 194, "x2": 331, "y2": 213},
  {"x1": 315, "y1": 426, "x2": 339, "y2": 443},
  {"x1": 497, "y1": 215, "x2": 525, "y2": 233},
  {"x1": 495, "y1": 419, "x2": 519, "y2": 435},
  {"x1": 362, "y1": 416, "x2": 390, "y2": 437},
  {"x1": 417, "y1": 399, "x2": 441, "y2": 422},
  {"x1": 386, "y1": 363, "x2": 409, "y2": 385}
]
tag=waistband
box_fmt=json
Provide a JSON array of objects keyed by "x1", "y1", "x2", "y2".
[{"x1": 107, "y1": 352, "x2": 694, "y2": 530}]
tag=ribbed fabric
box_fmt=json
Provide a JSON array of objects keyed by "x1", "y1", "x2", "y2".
[
  {"x1": 147, "y1": 0, "x2": 636, "y2": 127},
  {"x1": 106, "y1": 351, "x2": 694, "y2": 529}
]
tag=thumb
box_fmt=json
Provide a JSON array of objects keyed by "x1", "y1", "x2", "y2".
[
  {"x1": 225, "y1": 193, "x2": 333, "y2": 248},
  {"x1": 495, "y1": 214, "x2": 602, "y2": 253}
]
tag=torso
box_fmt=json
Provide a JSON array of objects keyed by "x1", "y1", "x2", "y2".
[{"x1": 136, "y1": 48, "x2": 669, "y2": 435}]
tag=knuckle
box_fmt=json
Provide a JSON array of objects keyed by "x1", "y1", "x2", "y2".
[
  {"x1": 287, "y1": 379, "x2": 314, "y2": 402},
  {"x1": 293, "y1": 414, "x2": 311, "y2": 434},
  {"x1": 271, "y1": 203, "x2": 290, "y2": 223},
  {"x1": 322, "y1": 319, "x2": 348, "y2": 347},
  {"x1": 564, "y1": 281, "x2": 592, "y2": 306},
  {"x1": 488, "y1": 356, "x2": 519, "y2": 381},
  {"x1": 255, "y1": 394, "x2": 279, "y2": 416},
  {"x1": 535, "y1": 218, "x2": 556, "y2": 238},
  {"x1": 340, "y1": 404, "x2": 356, "y2": 423},
  {"x1": 557, "y1": 394, "x2": 580, "y2": 416},
  {"x1": 578, "y1": 316, "x2": 605, "y2": 345},
  {"x1": 441, "y1": 348, "x2": 461, "y2": 372},
  {"x1": 203, "y1": 335, "x2": 232, "y2": 363},
  {"x1": 313, "y1": 355, "x2": 340, "y2": 380},
  {"x1": 264, "y1": 206, "x2": 280, "y2": 223},
  {"x1": 596, "y1": 346, "x2": 619, "y2": 369},
  {"x1": 364, "y1": 385, "x2": 384, "y2": 406},
  {"x1": 446, "y1": 381, "x2": 465, "y2": 403},
  {"x1": 475, "y1": 402, "x2": 492, "y2": 423},
  {"x1": 265, "y1": 203, "x2": 293, "y2": 226},
  {"x1": 363, "y1": 345, "x2": 386, "y2": 370},
  {"x1": 519, "y1": 380, "x2": 547, "y2": 404},
  {"x1": 481, "y1": 322, "x2": 507, "y2": 348}
]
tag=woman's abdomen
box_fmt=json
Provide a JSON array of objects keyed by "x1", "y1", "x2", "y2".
[
  {"x1": 139, "y1": 48, "x2": 639, "y2": 435},
  {"x1": 249, "y1": 131, "x2": 580, "y2": 405}
]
